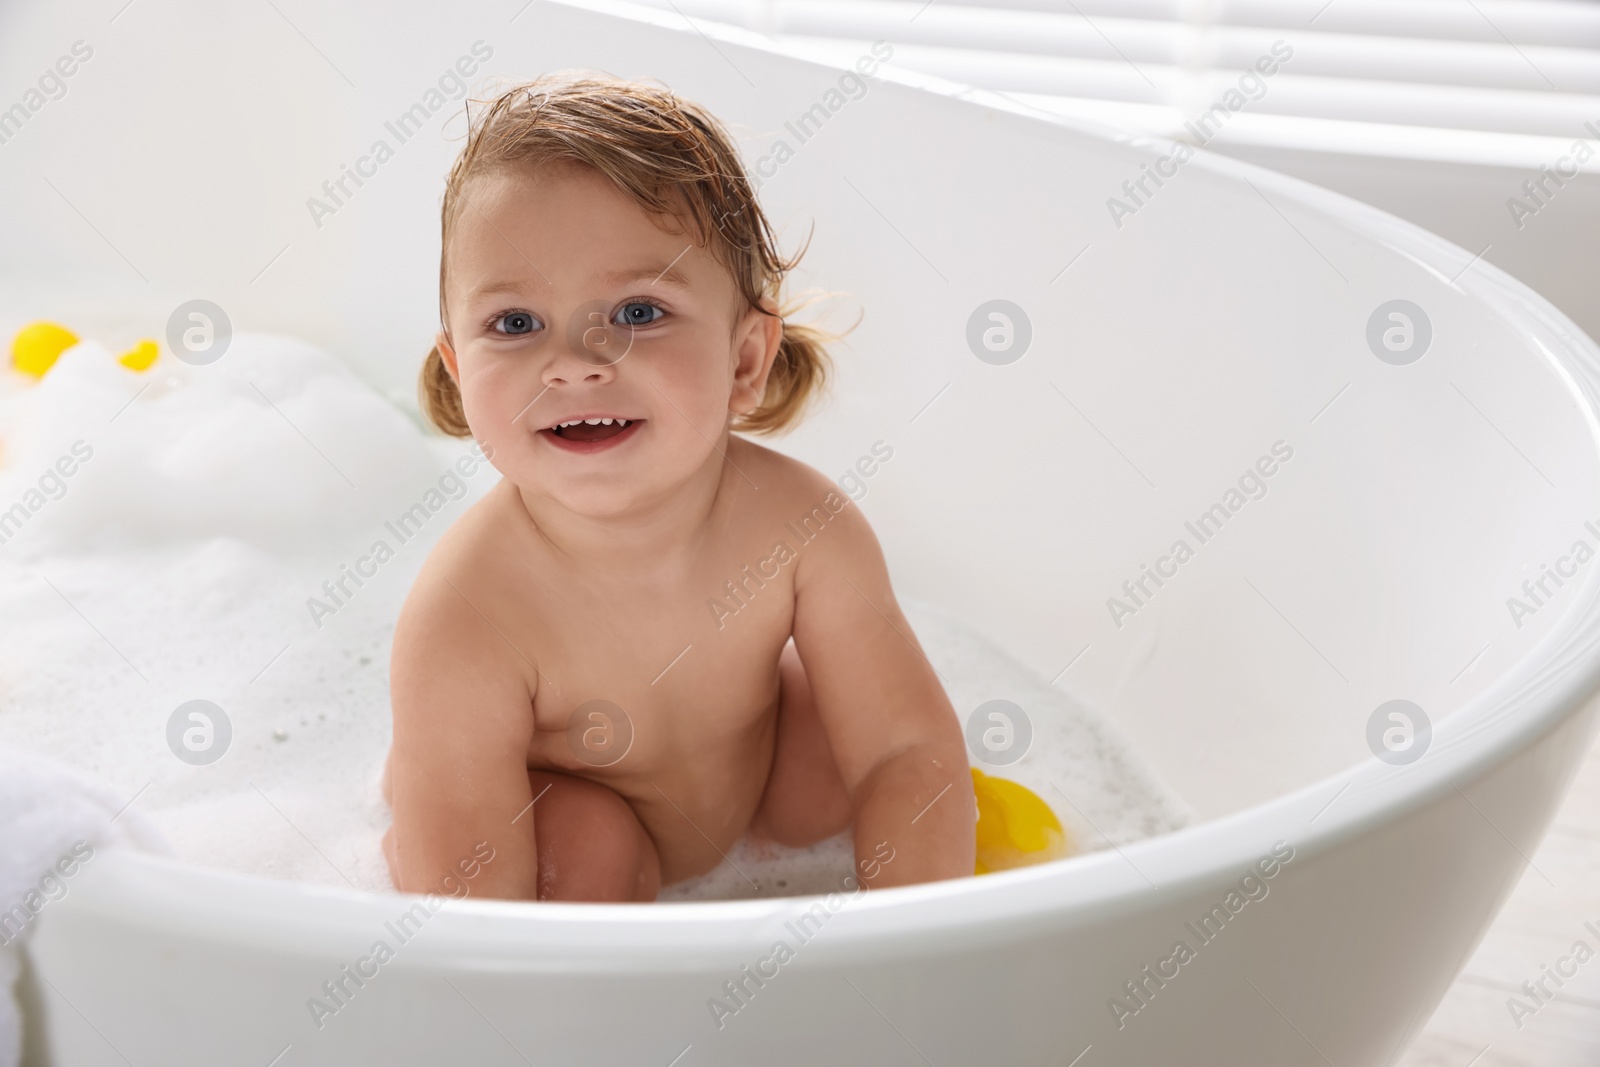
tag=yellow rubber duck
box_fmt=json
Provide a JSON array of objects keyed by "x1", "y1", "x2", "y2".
[
  {"x1": 117, "y1": 339, "x2": 159, "y2": 372},
  {"x1": 11, "y1": 322, "x2": 79, "y2": 377},
  {"x1": 9, "y1": 323, "x2": 160, "y2": 377},
  {"x1": 971, "y1": 767, "x2": 1072, "y2": 875}
]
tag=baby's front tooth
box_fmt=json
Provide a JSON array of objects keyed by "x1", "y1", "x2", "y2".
[
  {"x1": 599, "y1": 417, "x2": 614, "y2": 425},
  {"x1": 584, "y1": 418, "x2": 602, "y2": 425}
]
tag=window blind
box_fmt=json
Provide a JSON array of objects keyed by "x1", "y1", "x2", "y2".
[{"x1": 631, "y1": 0, "x2": 1600, "y2": 166}]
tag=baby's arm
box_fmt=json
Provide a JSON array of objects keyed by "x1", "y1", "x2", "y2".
[
  {"x1": 387, "y1": 570, "x2": 540, "y2": 899},
  {"x1": 790, "y1": 485, "x2": 977, "y2": 888}
]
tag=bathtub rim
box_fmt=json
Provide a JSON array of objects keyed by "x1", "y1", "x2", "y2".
[{"x1": 50, "y1": 659, "x2": 1600, "y2": 972}]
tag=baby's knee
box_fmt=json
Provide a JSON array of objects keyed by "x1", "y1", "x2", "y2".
[{"x1": 533, "y1": 773, "x2": 660, "y2": 902}]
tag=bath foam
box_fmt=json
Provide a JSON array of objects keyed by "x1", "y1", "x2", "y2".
[
  {"x1": 0, "y1": 335, "x2": 486, "y2": 895},
  {"x1": 0, "y1": 332, "x2": 1192, "y2": 899}
]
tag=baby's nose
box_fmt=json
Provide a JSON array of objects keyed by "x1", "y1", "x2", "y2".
[{"x1": 547, "y1": 302, "x2": 629, "y2": 382}]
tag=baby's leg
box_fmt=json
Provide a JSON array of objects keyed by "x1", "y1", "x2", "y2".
[
  {"x1": 381, "y1": 762, "x2": 660, "y2": 902},
  {"x1": 526, "y1": 769, "x2": 662, "y2": 902},
  {"x1": 746, "y1": 639, "x2": 854, "y2": 847}
]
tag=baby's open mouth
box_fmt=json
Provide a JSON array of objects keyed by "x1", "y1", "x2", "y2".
[
  {"x1": 537, "y1": 415, "x2": 636, "y2": 451},
  {"x1": 544, "y1": 417, "x2": 638, "y2": 444}
]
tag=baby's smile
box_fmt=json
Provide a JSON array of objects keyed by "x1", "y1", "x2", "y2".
[{"x1": 538, "y1": 415, "x2": 645, "y2": 452}]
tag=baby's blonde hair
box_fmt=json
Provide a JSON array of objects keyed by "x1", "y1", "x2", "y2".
[{"x1": 420, "y1": 72, "x2": 835, "y2": 437}]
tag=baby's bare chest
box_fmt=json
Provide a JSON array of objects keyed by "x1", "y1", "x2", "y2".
[{"x1": 497, "y1": 559, "x2": 797, "y2": 776}]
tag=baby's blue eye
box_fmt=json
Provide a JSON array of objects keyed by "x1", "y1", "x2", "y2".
[
  {"x1": 614, "y1": 302, "x2": 663, "y2": 327},
  {"x1": 495, "y1": 311, "x2": 538, "y2": 335}
]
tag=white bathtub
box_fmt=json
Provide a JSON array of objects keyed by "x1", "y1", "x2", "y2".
[{"x1": 14, "y1": 2, "x2": 1600, "y2": 1064}]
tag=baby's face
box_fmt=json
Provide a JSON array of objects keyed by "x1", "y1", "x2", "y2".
[{"x1": 438, "y1": 162, "x2": 779, "y2": 517}]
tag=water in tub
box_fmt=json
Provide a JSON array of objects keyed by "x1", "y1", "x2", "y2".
[{"x1": 0, "y1": 330, "x2": 1194, "y2": 899}]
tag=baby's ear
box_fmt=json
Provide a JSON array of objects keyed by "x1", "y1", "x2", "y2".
[
  {"x1": 436, "y1": 330, "x2": 461, "y2": 382},
  {"x1": 729, "y1": 298, "x2": 782, "y2": 416}
]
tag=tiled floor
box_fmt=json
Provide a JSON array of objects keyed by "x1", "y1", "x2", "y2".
[{"x1": 1399, "y1": 736, "x2": 1600, "y2": 1065}]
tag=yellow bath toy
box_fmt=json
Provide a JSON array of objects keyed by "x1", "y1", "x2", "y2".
[
  {"x1": 971, "y1": 767, "x2": 1072, "y2": 874},
  {"x1": 118, "y1": 338, "x2": 159, "y2": 372},
  {"x1": 11, "y1": 321, "x2": 79, "y2": 377}
]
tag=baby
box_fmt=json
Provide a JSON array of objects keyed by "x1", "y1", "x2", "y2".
[{"x1": 381, "y1": 74, "x2": 975, "y2": 902}]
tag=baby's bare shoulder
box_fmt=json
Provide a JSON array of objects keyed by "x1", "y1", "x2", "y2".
[
  {"x1": 728, "y1": 437, "x2": 876, "y2": 553},
  {"x1": 729, "y1": 437, "x2": 850, "y2": 510}
]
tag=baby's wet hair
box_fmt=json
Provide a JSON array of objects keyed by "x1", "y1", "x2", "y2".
[{"x1": 420, "y1": 72, "x2": 838, "y2": 437}]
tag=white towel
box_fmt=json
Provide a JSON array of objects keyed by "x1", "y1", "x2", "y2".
[{"x1": 0, "y1": 748, "x2": 170, "y2": 1067}]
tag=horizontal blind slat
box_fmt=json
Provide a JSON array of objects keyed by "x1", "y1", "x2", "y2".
[{"x1": 639, "y1": 0, "x2": 1600, "y2": 143}]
